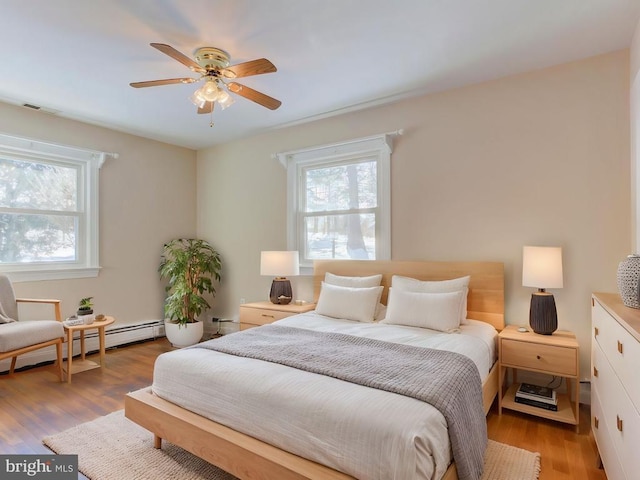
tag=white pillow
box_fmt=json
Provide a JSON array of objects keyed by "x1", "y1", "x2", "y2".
[
  {"x1": 391, "y1": 275, "x2": 470, "y2": 324},
  {"x1": 324, "y1": 272, "x2": 382, "y2": 288},
  {"x1": 325, "y1": 272, "x2": 385, "y2": 320},
  {"x1": 380, "y1": 288, "x2": 465, "y2": 332},
  {"x1": 315, "y1": 282, "x2": 383, "y2": 323}
]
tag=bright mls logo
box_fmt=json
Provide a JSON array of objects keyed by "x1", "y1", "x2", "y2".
[{"x1": 1, "y1": 455, "x2": 77, "y2": 479}]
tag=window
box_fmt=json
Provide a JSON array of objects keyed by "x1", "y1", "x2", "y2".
[
  {"x1": 0, "y1": 133, "x2": 116, "y2": 282},
  {"x1": 279, "y1": 133, "x2": 397, "y2": 268}
]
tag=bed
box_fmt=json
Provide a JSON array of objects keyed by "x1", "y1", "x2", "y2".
[{"x1": 125, "y1": 260, "x2": 504, "y2": 480}]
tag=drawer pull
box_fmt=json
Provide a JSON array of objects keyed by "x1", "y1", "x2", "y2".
[
  {"x1": 594, "y1": 327, "x2": 599, "y2": 337},
  {"x1": 617, "y1": 341, "x2": 623, "y2": 354},
  {"x1": 594, "y1": 416, "x2": 599, "y2": 429},
  {"x1": 593, "y1": 366, "x2": 598, "y2": 377},
  {"x1": 260, "y1": 314, "x2": 275, "y2": 319},
  {"x1": 616, "y1": 415, "x2": 623, "y2": 432}
]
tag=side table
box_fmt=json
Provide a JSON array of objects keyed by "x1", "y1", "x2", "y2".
[
  {"x1": 63, "y1": 315, "x2": 115, "y2": 383},
  {"x1": 498, "y1": 324, "x2": 579, "y2": 430}
]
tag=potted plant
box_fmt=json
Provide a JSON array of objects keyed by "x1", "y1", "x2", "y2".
[
  {"x1": 159, "y1": 238, "x2": 222, "y2": 347},
  {"x1": 77, "y1": 297, "x2": 94, "y2": 315},
  {"x1": 76, "y1": 297, "x2": 95, "y2": 324}
]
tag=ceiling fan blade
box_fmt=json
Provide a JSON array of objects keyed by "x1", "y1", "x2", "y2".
[
  {"x1": 150, "y1": 43, "x2": 206, "y2": 73},
  {"x1": 197, "y1": 101, "x2": 214, "y2": 114},
  {"x1": 130, "y1": 78, "x2": 198, "y2": 88},
  {"x1": 227, "y1": 82, "x2": 281, "y2": 110},
  {"x1": 222, "y1": 58, "x2": 277, "y2": 78}
]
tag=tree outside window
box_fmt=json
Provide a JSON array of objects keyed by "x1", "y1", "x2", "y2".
[{"x1": 0, "y1": 133, "x2": 115, "y2": 282}]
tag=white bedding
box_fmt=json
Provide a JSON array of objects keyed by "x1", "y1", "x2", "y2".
[{"x1": 152, "y1": 313, "x2": 497, "y2": 480}]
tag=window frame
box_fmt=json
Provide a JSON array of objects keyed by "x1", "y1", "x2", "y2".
[
  {"x1": 279, "y1": 133, "x2": 396, "y2": 270},
  {"x1": 0, "y1": 132, "x2": 116, "y2": 282}
]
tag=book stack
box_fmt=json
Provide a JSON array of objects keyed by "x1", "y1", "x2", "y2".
[{"x1": 514, "y1": 383, "x2": 558, "y2": 411}]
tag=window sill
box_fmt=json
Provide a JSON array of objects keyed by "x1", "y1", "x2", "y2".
[{"x1": 2, "y1": 267, "x2": 101, "y2": 283}]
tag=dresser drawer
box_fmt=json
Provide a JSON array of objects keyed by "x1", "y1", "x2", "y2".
[
  {"x1": 593, "y1": 300, "x2": 640, "y2": 413},
  {"x1": 592, "y1": 342, "x2": 622, "y2": 442},
  {"x1": 591, "y1": 388, "x2": 626, "y2": 480},
  {"x1": 501, "y1": 338, "x2": 577, "y2": 376}
]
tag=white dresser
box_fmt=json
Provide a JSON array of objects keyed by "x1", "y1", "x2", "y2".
[{"x1": 591, "y1": 293, "x2": 640, "y2": 480}]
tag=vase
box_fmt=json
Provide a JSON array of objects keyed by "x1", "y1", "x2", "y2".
[{"x1": 617, "y1": 254, "x2": 640, "y2": 309}]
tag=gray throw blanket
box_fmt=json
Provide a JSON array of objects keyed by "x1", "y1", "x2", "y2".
[{"x1": 196, "y1": 324, "x2": 487, "y2": 480}]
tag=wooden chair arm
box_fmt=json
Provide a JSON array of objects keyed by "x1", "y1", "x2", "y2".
[{"x1": 16, "y1": 298, "x2": 62, "y2": 321}]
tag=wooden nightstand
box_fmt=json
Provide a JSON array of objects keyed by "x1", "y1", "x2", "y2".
[
  {"x1": 239, "y1": 301, "x2": 316, "y2": 330},
  {"x1": 498, "y1": 324, "x2": 579, "y2": 430}
]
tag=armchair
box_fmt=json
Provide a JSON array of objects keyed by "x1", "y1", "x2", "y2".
[{"x1": 0, "y1": 275, "x2": 64, "y2": 381}]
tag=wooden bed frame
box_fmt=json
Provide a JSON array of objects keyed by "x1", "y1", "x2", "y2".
[{"x1": 125, "y1": 260, "x2": 504, "y2": 480}]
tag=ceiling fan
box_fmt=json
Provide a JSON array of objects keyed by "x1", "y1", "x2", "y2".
[{"x1": 130, "y1": 43, "x2": 281, "y2": 121}]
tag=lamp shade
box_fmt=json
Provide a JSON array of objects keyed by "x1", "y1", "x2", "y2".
[
  {"x1": 260, "y1": 251, "x2": 300, "y2": 277},
  {"x1": 522, "y1": 246, "x2": 563, "y2": 289}
]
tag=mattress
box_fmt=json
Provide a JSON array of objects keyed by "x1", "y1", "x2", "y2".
[{"x1": 152, "y1": 313, "x2": 497, "y2": 480}]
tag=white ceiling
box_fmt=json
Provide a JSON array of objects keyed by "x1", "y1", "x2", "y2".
[{"x1": 1, "y1": 0, "x2": 639, "y2": 150}]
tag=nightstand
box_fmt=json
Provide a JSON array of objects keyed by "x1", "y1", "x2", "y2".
[
  {"x1": 239, "y1": 301, "x2": 316, "y2": 330},
  {"x1": 498, "y1": 324, "x2": 579, "y2": 430}
]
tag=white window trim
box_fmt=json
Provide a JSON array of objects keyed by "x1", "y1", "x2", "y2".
[
  {"x1": 0, "y1": 132, "x2": 118, "y2": 283},
  {"x1": 276, "y1": 131, "x2": 401, "y2": 272}
]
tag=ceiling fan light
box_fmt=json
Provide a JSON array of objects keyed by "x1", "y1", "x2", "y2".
[
  {"x1": 200, "y1": 80, "x2": 221, "y2": 102},
  {"x1": 218, "y1": 90, "x2": 235, "y2": 110},
  {"x1": 189, "y1": 90, "x2": 207, "y2": 108}
]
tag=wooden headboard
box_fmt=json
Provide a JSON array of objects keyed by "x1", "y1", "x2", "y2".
[{"x1": 313, "y1": 260, "x2": 505, "y2": 331}]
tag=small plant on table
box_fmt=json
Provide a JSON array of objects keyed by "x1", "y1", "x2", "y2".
[{"x1": 77, "y1": 297, "x2": 94, "y2": 316}]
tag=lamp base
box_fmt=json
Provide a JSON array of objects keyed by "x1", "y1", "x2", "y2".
[
  {"x1": 529, "y1": 292, "x2": 558, "y2": 335},
  {"x1": 269, "y1": 278, "x2": 292, "y2": 304}
]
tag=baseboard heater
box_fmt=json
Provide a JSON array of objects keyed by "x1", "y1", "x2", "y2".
[{"x1": 0, "y1": 319, "x2": 165, "y2": 374}]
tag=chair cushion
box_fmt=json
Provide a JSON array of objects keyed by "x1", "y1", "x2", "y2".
[{"x1": 0, "y1": 320, "x2": 64, "y2": 353}]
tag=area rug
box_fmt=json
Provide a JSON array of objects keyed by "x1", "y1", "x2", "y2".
[{"x1": 43, "y1": 410, "x2": 540, "y2": 480}]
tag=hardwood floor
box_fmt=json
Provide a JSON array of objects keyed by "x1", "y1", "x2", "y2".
[
  {"x1": 487, "y1": 404, "x2": 605, "y2": 480},
  {"x1": 0, "y1": 339, "x2": 606, "y2": 480},
  {"x1": 0, "y1": 339, "x2": 173, "y2": 456}
]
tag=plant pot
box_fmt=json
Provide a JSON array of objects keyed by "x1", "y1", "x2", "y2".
[{"x1": 164, "y1": 320, "x2": 204, "y2": 347}]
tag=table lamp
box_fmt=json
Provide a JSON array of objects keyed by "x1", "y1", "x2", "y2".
[
  {"x1": 260, "y1": 251, "x2": 300, "y2": 304},
  {"x1": 522, "y1": 246, "x2": 563, "y2": 335}
]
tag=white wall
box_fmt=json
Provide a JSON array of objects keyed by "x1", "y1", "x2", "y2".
[
  {"x1": 0, "y1": 102, "x2": 197, "y2": 325},
  {"x1": 198, "y1": 50, "x2": 631, "y2": 380}
]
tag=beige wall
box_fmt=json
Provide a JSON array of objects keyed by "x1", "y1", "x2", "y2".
[
  {"x1": 632, "y1": 18, "x2": 640, "y2": 251},
  {"x1": 0, "y1": 102, "x2": 197, "y2": 324},
  {"x1": 198, "y1": 50, "x2": 630, "y2": 380}
]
